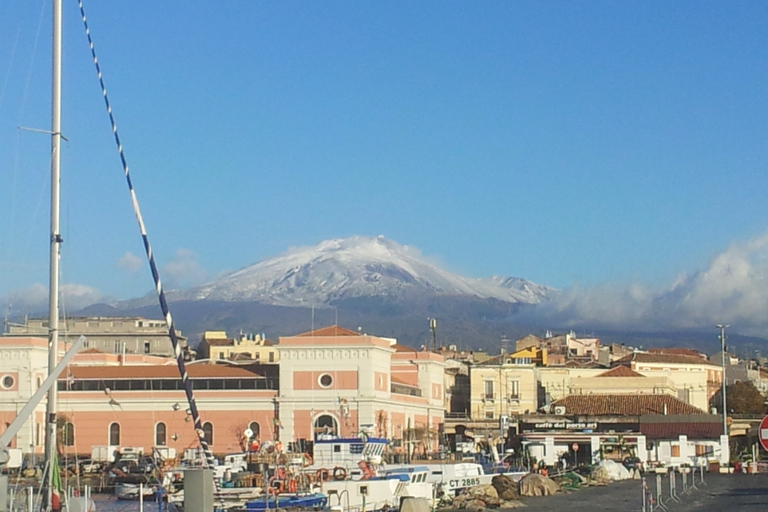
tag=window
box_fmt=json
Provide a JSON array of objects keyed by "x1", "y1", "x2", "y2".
[
  {"x1": 485, "y1": 410, "x2": 494, "y2": 419},
  {"x1": 671, "y1": 445, "x2": 680, "y2": 457},
  {"x1": 484, "y1": 380, "x2": 494, "y2": 400},
  {"x1": 269, "y1": 352, "x2": 275, "y2": 362},
  {"x1": 314, "y1": 414, "x2": 337, "y2": 439},
  {"x1": 109, "y1": 423, "x2": 120, "y2": 446},
  {"x1": 144, "y1": 341, "x2": 151, "y2": 354},
  {"x1": 156, "y1": 422, "x2": 167, "y2": 446},
  {"x1": 508, "y1": 380, "x2": 520, "y2": 400},
  {"x1": 1, "y1": 375, "x2": 14, "y2": 389},
  {"x1": 248, "y1": 422, "x2": 260, "y2": 440},
  {"x1": 202, "y1": 422, "x2": 213, "y2": 445},
  {"x1": 62, "y1": 422, "x2": 74, "y2": 446},
  {"x1": 218, "y1": 353, "x2": 225, "y2": 360},
  {"x1": 319, "y1": 374, "x2": 333, "y2": 388}
]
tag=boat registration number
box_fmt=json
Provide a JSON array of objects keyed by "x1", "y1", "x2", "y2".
[{"x1": 449, "y1": 477, "x2": 481, "y2": 488}]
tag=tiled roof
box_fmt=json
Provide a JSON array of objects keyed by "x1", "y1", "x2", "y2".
[
  {"x1": 79, "y1": 348, "x2": 105, "y2": 354},
  {"x1": 65, "y1": 363, "x2": 263, "y2": 379},
  {"x1": 205, "y1": 339, "x2": 233, "y2": 346},
  {"x1": 613, "y1": 352, "x2": 719, "y2": 367},
  {"x1": 550, "y1": 394, "x2": 705, "y2": 416},
  {"x1": 597, "y1": 366, "x2": 645, "y2": 378},
  {"x1": 647, "y1": 348, "x2": 705, "y2": 358},
  {"x1": 296, "y1": 326, "x2": 361, "y2": 337},
  {"x1": 640, "y1": 422, "x2": 722, "y2": 439}
]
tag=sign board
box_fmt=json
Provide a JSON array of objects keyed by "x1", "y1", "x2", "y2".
[{"x1": 758, "y1": 415, "x2": 768, "y2": 452}]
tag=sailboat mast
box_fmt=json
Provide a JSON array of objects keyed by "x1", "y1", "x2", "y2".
[{"x1": 44, "y1": 0, "x2": 63, "y2": 506}]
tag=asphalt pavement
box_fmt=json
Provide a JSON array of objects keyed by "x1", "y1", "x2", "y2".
[{"x1": 509, "y1": 472, "x2": 768, "y2": 512}]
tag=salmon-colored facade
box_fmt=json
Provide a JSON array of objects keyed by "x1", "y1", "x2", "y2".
[{"x1": 0, "y1": 326, "x2": 446, "y2": 460}]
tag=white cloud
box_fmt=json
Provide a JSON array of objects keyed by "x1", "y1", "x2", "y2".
[
  {"x1": 525, "y1": 230, "x2": 768, "y2": 336},
  {"x1": 2, "y1": 283, "x2": 106, "y2": 314},
  {"x1": 116, "y1": 252, "x2": 143, "y2": 273},
  {"x1": 163, "y1": 248, "x2": 208, "y2": 289}
]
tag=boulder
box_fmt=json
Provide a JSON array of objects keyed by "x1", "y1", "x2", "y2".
[
  {"x1": 517, "y1": 473, "x2": 560, "y2": 497},
  {"x1": 491, "y1": 474, "x2": 518, "y2": 500}
]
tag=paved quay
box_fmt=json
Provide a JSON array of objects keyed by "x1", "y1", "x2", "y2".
[{"x1": 498, "y1": 473, "x2": 768, "y2": 512}]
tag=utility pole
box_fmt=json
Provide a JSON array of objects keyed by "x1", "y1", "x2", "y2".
[{"x1": 716, "y1": 324, "x2": 729, "y2": 438}]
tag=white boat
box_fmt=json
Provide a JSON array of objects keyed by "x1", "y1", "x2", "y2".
[{"x1": 389, "y1": 461, "x2": 527, "y2": 497}]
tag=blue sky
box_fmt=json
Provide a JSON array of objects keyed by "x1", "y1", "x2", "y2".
[{"x1": 2, "y1": 2, "x2": 768, "y2": 334}]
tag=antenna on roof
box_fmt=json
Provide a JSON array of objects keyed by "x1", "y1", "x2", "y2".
[{"x1": 429, "y1": 318, "x2": 437, "y2": 352}]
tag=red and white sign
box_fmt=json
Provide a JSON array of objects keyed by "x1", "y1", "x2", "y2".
[{"x1": 758, "y1": 415, "x2": 768, "y2": 452}]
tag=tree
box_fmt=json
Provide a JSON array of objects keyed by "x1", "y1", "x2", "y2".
[{"x1": 726, "y1": 381, "x2": 766, "y2": 415}]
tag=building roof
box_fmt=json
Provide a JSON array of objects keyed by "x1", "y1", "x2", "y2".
[
  {"x1": 596, "y1": 366, "x2": 645, "y2": 378},
  {"x1": 640, "y1": 421, "x2": 722, "y2": 439},
  {"x1": 613, "y1": 352, "x2": 720, "y2": 367},
  {"x1": 550, "y1": 394, "x2": 705, "y2": 416},
  {"x1": 647, "y1": 348, "x2": 706, "y2": 358},
  {"x1": 65, "y1": 363, "x2": 264, "y2": 379},
  {"x1": 296, "y1": 326, "x2": 361, "y2": 337},
  {"x1": 204, "y1": 338, "x2": 233, "y2": 347}
]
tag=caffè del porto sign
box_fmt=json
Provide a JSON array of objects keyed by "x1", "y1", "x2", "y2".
[{"x1": 529, "y1": 421, "x2": 599, "y2": 431}]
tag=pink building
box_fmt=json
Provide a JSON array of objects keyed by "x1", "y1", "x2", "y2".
[{"x1": 1, "y1": 326, "x2": 446, "y2": 459}]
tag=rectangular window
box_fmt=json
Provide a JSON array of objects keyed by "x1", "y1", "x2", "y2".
[
  {"x1": 484, "y1": 410, "x2": 494, "y2": 419},
  {"x1": 269, "y1": 352, "x2": 275, "y2": 362},
  {"x1": 508, "y1": 380, "x2": 520, "y2": 399},
  {"x1": 144, "y1": 341, "x2": 151, "y2": 354},
  {"x1": 671, "y1": 445, "x2": 680, "y2": 457},
  {"x1": 484, "y1": 381, "x2": 494, "y2": 400}
]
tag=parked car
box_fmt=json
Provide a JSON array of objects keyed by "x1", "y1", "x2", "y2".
[{"x1": 622, "y1": 456, "x2": 644, "y2": 472}]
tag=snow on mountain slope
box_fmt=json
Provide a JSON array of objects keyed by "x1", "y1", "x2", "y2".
[{"x1": 177, "y1": 236, "x2": 557, "y2": 306}]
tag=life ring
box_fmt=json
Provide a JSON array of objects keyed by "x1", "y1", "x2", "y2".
[
  {"x1": 287, "y1": 478, "x2": 297, "y2": 493},
  {"x1": 333, "y1": 466, "x2": 347, "y2": 481},
  {"x1": 316, "y1": 468, "x2": 331, "y2": 482}
]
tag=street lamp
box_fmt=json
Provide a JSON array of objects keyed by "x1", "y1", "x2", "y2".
[{"x1": 716, "y1": 324, "x2": 729, "y2": 437}]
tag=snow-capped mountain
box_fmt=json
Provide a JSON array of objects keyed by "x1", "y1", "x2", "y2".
[{"x1": 175, "y1": 236, "x2": 556, "y2": 306}]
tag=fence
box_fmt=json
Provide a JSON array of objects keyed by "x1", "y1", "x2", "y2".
[{"x1": 641, "y1": 466, "x2": 707, "y2": 512}]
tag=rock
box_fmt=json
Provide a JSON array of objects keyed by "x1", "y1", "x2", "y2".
[
  {"x1": 491, "y1": 474, "x2": 518, "y2": 500},
  {"x1": 465, "y1": 499, "x2": 486, "y2": 511},
  {"x1": 517, "y1": 474, "x2": 560, "y2": 497}
]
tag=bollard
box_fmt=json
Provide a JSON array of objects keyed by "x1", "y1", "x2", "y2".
[
  {"x1": 669, "y1": 471, "x2": 680, "y2": 503},
  {"x1": 642, "y1": 476, "x2": 647, "y2": 512},
  {"x1": 654, "y1": 473, "x2": 669, "y2": 511}
]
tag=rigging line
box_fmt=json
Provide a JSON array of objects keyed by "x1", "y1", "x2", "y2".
[
  {"x1": 75, "y1": 0, "x2": 219, "y2": 482},
  {"x1": 3, "y1": 0, "x2": 47, "y2": 279}
]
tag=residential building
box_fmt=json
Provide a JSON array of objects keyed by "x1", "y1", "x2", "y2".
[
  {"x1": 198, "y1": 331, "x2": 279, "y2": 363},
  {"x1": 613, "y1": 352, "x2": 721, "y2": 412},
  {"x1": 5, "y1": 316, "x2": 187, "y2": 358}
]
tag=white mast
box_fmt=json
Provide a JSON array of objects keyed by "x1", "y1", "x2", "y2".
[{"x1": 44, "y1": 0, "x2": 63, "y2": 508}]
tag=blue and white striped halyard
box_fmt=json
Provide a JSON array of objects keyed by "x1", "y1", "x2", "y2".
[{"x1": 76, "y1": 0, "x2": 219, "y2": 476}]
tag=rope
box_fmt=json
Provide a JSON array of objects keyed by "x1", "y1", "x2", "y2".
[{"x1": 75, "y1": 0, "x2": 218, "y2": 479}]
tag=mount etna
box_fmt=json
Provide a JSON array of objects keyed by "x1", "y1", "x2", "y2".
[{"x1": 79, "y1": 236, "x2": 557, "y2": 348}]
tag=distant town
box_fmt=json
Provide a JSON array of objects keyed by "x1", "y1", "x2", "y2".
[{"x1": 2, "y1": 315, "x2": 765, "y2": 471}]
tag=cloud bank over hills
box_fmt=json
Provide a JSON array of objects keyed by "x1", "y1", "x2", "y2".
[{"x1": 521, "y1": 230, "x2": 768, "y2": 336}]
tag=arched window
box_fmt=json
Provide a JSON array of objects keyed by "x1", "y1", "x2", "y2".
[
  {"x1": 109, "y1": 423, "x2": 120, "y2": 446},
  {"x1": 202, "y1": 422, "x2": 213, "y2": 445},
  {"x1": 314, "y1": 414, "x2": 338, "y2": 440},
  {"x1": 248, "y1": 422, "x2": 260, "y2": 440},
  {"x1": 155, "y1": 422, "x2": 167, "y2": 446},
  {"x1": 62, "y1": 422, "x2": 75, "y2": 446}
]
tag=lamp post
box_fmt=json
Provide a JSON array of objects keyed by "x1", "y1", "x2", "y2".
[{"x1": 716, "y1": 324, "x2": 729, "y2": 437}]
